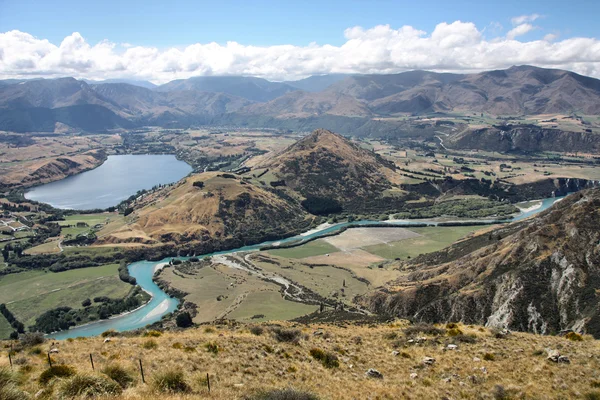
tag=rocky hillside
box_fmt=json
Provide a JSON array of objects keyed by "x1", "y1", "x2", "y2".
[
  {"x1": 446, "y1": 125, "x2": 600, "y2": 153},
  {"x1": 1, "y1": 319, "x2": 599, "y2": 400},
  {"x1": 0, "y1": 149, "x2": 107, "y2": 190},
  {"x1": 98, "y1": 172, "x2": 316, "y2": 249},
  {"x1": 361, "y1": 188, "x2": 600, "y2": 338},
  {"x1": 256, "y1": 129, "x2": 407, "y2": 212}
]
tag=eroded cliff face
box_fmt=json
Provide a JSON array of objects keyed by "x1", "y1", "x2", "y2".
[
  {"x1": 446, "y1": 125, "x2": 600, "y2": 153},
  {"x1": 360, "y1": 189, "x2": 600, "y2": 337}
]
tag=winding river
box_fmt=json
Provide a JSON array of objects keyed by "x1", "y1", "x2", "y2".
[{"x1": 48, "y1": 196, "x2": 563, "y2": 340}]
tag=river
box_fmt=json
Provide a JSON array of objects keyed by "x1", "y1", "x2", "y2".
[
  {"x1": 48, "y1": 195, "x2": 564, "y2": 340},
  {"x1": 25, "y1": 154, "x2": 192, "y2": 210}
]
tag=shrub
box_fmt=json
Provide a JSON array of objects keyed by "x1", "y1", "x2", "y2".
[
  {"x1": 566, "y1": 332, "x2": 583, "y2": 341},
  {"x1": 585, "y1": 392, "x2": 600, "y2": 400},
  {"x1": 272, "y1": 328, "x2": 302, "y2": 344},
  {"x1": 101, "y1": 329, "x2": 118, "y2": 338},
  {"x1": 152, "y1": 369, "x2": 191, "y2": 393},
  {"x1": 204, "y1": 327, "x2": 215, "y2": 333},
  {"x1": 205, "y1": 342, "x2": 219, "y2": 354},
  {"x1": 591, "y1": 381, "x2": 600, "y2": 389},
  {"x1": 446, "y1": 327, "x2": 463, "y2": 337},
  {"x1": 81, "y1": 298, "x2": 92, "y2": 307},
  {"x1": 172, "y1": 342, "x2": 184, "y2": 349},
  {"x1": 176, "y1": 312, "x2": 193, "y2": 328},
  {"x1": 446, "y1": 322, "x2": 458, "y2": 329},
  {"x1": 309, "y1": 348, "x2": 326, "y2": 361},
  {"x1": 143, "y1": 330, "x2": 162, "y2": 337},
  {"x1": 142, "y1": 339, "x2": 158, "y2": 350},
  {"x1": 246, "y1": 388, "x2": 320, "y2": 400},
  {"x1": 404, "y1": 323, "x2": 445, "y2": 336},
  {"x1": 58, "y1": 374, "x2": 122, "y2": 397},
  {"x1": 101, "y1": 364, "x2": 135, "y2": 388},
  {"x1": 19, "y1": 332, "x2": 45, "y2": 347},
  {"x1": 483, "y1": 353, "x2": 495, "y2": 361},
  {"x1": 309, "y1": 348, "x2": 339, "y2": 369},
  {"x1": 453, "y1": 334, "x2": 477, "y2": 344},
  {"x1": 39, "y1": 365, "x2": 76, "y2": 385},
  {"x1": 28, "y1": 346, "x2": 43, "y2": 355},
  {"x1": 250, "y1": 326, "x2": 264, "y2": 336}
]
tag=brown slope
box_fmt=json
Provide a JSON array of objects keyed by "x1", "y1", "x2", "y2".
[
  {"x1": 239, "y1": 90, "x2": 371, "y2": 118},
  {"x1": 98, "y1": 172, "x2": 314, "y2": 247},
  {"x1": 361, "y1": 188, "x2": 600, "y2": 337},
  {"x1": 256, "y1": 129, "x2": 405, "y2": 210}
]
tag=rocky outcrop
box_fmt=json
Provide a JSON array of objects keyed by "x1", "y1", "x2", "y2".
[
  {"x1": 360, "y1": 188, "x2": 600, "y2": 338},
  {"x1": 403, "y1": 176, "x2": 599, "y2": 203},
  {"x1": 446, "y1": 125, "x2": 600, "y2": 153}
]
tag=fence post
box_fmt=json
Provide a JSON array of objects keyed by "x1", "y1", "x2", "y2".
[
  {"x1": 90, "y1": 354, "x2": 95, "y2": 371},
  {"x1": 207, "y1": 373, "x2": 210, "y2": 393},
  {"x1": 139, "y1": 359, "x2": 145, "y2": 384},
  {"x1": 47, "y1": 352, "x2": 53, "y2": 367},
  {"x1": 8, "y1": 351, "x2": 12, "y2": 369}
]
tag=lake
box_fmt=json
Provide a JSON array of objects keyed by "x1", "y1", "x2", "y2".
[{"x1": 25, "y1": 154, "x2": 193, "y2": 210}]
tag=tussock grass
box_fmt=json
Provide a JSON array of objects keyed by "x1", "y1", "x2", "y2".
[
  {"x1": 38, "y1": 365, "x2": 76, "y2": 385},
  {"x1": 271, "y1": 327, "x2": 302, "y2": 344},
  {"x1": 151, "y1": 369, "x2": 191, "y2": 393},
  {"x1": 57, "y1": 373, "x2": 122, "y2": 397},
  {"x1": 246, "y1": 388, "x2": 320, "y2": 400},
  {"x1": 101, "y1": 363, "x2": 135, "y2": 388},
  {"x1": 0, "y1": 321, "x2": 598, "y2": 399}
]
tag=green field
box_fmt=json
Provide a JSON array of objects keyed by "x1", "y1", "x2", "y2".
[
  {"x1": 59, "y1": 213, "x2": 118, "y2": 238},
  {"x1": 0, "y1": 264, "x2": 132, "y2": 327},
  {"x1": 228, "y1": 291, "x2": 317, "y2": 322},
  {"x1": 0, "y1": 313, "x2": 13, "y2": 339},
  {"x1": 162, "y1": 261, "x2": 317, "y2": 323},
  {"x1": 255, "y1": 255, "x2": 369, "y2": 300},
  {"x1": 363, "y1": 226, "x2": 483, "y2": 260},
  {"x1": 267, "y1": 239, "x2": 339, "y2": 259}
]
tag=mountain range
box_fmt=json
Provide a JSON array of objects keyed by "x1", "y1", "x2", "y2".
[{"x1": 1, "y1": 65, "x2": 600, "y2": 133}]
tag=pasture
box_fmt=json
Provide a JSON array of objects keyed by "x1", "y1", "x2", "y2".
[
  {"x1": 0, "y1": 264, "x2": 131, "y2": 327},
  {"x1": 363, "y1": 225, "x2": 483, "y2": 260},
  {"x1": 267, "y1": 239, "x2": 338, "y2": 259}
]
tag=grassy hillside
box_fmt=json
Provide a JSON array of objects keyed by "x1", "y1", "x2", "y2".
[
  {"x1": 1, "y1": 320, "x2": 599, "y2": 399},
  {"x1": 99, "y1": 172, "x2": 316, "y2": 248},
  {"x1": 361, "y1": 188, "x2": 600, "y2": 338}
]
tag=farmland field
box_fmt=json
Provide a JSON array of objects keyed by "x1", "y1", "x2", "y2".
[
  {"x1": 0, "y1": 264, "x2": 131, "y2": 327},
  {"x1": 160, "y1": 262, "x2": 316, "y2": 323},
  {"x1": 267, "y1": 239, "x2": 339, "y2": 259},
  {"x1": 363, "y1": 226, "x2": 483, "y2": 260}
]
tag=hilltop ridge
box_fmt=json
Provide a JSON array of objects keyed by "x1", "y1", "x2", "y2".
[{"x1": 361, "y1": 188, "x2": 600, "y2": 338}]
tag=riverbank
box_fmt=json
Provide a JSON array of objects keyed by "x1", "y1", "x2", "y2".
[{"x1": 46, "y1": 194, "x2": 566, "y2": 339}]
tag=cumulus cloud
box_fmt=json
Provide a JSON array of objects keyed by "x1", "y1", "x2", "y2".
[{"x1": 1, "y1": 21, "x2": 600, "y2": 83}]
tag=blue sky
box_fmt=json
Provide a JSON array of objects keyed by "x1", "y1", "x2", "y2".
[
  {"x1": 1, "y1": 0, "x2": 600, "y2": 82},
  {"x1": 1, "y1": 0, "x2": 598, "y2": 47}
]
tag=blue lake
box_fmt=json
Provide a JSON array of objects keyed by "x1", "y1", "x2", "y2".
[{"x1": 25, "y1": 154, "x2": 192, "y2": 210}]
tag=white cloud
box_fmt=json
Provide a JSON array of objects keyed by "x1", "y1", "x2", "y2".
[
  {"x1": 1, "y1": 21, "x2": 600, "y2": 84},
  {"x1": 511, "y1": 14, "x2": 541, "y2": 25},
  {"x1": 507, "y1": 23, "x2": 535, "y2": 40}
]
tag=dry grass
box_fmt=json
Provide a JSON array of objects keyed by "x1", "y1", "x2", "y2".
[{"x1": 1, "y1": 321, "x2": 599, "y2": 399}]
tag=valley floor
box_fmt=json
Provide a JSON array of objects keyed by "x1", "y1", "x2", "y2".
[{"x1": 1, "y1": 320, "x2": 599, "y2": 399}]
